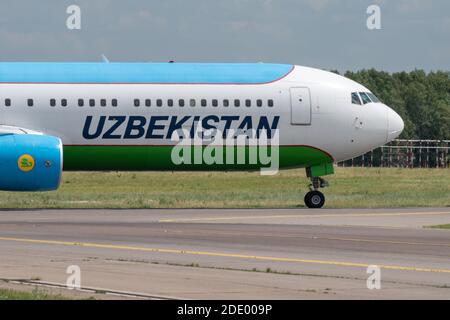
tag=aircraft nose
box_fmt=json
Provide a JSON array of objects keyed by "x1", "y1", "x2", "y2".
[{"x1": 386, "y1": 107, "x2": 404, "y2": 142}]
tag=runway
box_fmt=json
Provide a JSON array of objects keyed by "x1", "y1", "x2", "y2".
[{"x1": 0, "y1": 208, "x2": 449, "y2": 299}]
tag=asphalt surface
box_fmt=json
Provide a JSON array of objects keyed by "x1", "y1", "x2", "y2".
[{"x1": 0, "y1": 208, "x2": 449, "y2": 299}]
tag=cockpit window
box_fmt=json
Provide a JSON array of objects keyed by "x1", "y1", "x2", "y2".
[
  {"x1": 351, "y1": 92, "x2": 362, "y2": 105},
  {"x1": 359, "y1": 92, "x2": 372, "y2": 104},
  {"x1": 366, "y1": 92, "x2": 380, "y2": 103}
]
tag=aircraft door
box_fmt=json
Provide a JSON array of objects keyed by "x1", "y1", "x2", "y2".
[{"x1": 290, "y1": 87, "x2": 311, "y2": 125}]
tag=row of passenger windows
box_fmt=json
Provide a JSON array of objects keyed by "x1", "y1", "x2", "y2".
[
  {"x1": 62, "y1": 99, "x2": 118, "y2": 107},
  {"x1": 351, "y1": 92, "x2": 380, "y2": 105},
  {"x1": 2, "y1": 98, "x2": 119, "y2": 108},
  {"x1": 133, "y1": 98, "x2": 274, "y2": 108},
  {"x1": 2, "y1": 98, "x2": 274, "y2": 108}
]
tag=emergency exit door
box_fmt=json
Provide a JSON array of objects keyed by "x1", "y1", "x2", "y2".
[{"x1": 290, "y1": 87, "x2": 311, "y2": 125}]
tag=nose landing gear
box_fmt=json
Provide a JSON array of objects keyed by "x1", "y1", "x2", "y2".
[
  {"x1": 304, "y1": 163, "x2": 334, "y2": 209},
  {"x1": 304, "y1": 177, "x2": 328, "y2": 208}
]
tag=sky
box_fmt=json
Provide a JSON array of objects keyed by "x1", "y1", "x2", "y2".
[{"x1": 0, "y1": 0, "x2": 448, "y2": 72}]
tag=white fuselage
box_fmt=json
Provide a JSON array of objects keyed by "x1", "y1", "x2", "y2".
[{"x1": 0, "y1": 64, "x2": 404, "y2": 164}]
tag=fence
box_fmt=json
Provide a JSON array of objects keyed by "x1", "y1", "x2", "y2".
[{"x1": 338, "y1": 139, "x2": 450, "y2": 168}]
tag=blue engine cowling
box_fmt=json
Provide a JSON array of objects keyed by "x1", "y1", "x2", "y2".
[{"x1": 0, "y1": 134, "x2": 63, "y2": 191}]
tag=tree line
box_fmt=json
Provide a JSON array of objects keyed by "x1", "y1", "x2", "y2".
[{"x1": 342, "y1": 69, "x2": 450, "y2": 140}]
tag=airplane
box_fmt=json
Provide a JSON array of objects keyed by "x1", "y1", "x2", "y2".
[{"x1": 0, "y1": 62, "x2": 404, "y2": 208}]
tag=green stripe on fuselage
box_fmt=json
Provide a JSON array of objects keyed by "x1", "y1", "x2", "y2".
[{"x1": 62, "y1": 145, "x2": 332, "y2": 171}]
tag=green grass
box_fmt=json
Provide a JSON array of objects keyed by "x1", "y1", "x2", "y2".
[
  {"x1": 0, "y1": 167, "x2": 448, "y2": 209},
  {"x1": 0, "y1": 288, "x2": 69, "y2": 300},
  {"x1": 427, "y1": 224, "x2": 450, "y2": 229}
]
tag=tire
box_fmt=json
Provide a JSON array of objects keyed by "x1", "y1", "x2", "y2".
[{"x1": 304, "y1": 191, "x2": 325, "y2": 209}]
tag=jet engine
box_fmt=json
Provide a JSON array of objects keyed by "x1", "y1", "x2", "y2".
[{"x1": 0, "y1": 134, "x2": 63, "y2": 191}]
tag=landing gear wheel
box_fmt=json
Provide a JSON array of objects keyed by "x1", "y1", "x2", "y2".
[{"x1": 304, "y1": 191, "x2": 325, "y2": 209}]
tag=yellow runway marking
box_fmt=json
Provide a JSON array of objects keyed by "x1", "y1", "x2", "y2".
[
  {"x1": 159, "y1": 211, "x2": 450, "y2": 223},
  {"x1": 169, "y1": 229, "x2": 450, "y2": 247},
  {"x1": 0, "y1": 236, "x2": 449, "y2": 274},
  {"x1": 312, "y1": 236, "x2": 450, "y2": 248}
]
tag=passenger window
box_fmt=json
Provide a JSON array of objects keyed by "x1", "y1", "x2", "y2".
[
  {"x1": 168, "y1": 99, "x2": 173, "y2": 107},
  {"x1": 351, "y1": 92, "x2": 361, "y2": 105},
  {"x1": 190, "y1": 99, "x2": 196, "y2": 107},
  {"x1": 89, "y1": 99, "x2": 95, "y2": 107},
  {"x1": 134, "y1": 99, "x2": 140, "y2": 107},
  {"x1": 245, "y1": 99, "x2": 251, "y2": 107},
  {"x1": 256, "y1": 99, "x2": 262, "y2": 107},
  {"x1": 78, "y1": 99, "x2": 84, "y2": 107},
  {"x1": 27, "y1": 99, "x2": 33, "y2": 107},
  {"x1": 201, "y1": 99, "x2": 207, "y2": 107},
  {"x1": 145, "y1": 99, "x2": 151, "y2": 107},
  {"x1": 61, "y1": 99, "x2": 67, "y2": 107},
  {"x1": 212, "y1": 99, "x2": 218, "y2": 107},
  {"x1": 5, "y1": 98, "x2": 11, "y2": 107},
  {"x1": 179, "y1": 99, "x2": 185, "y2": 107},
  {"x1": 112, "y1": 99, "x2": 118, "y2": 107},
  {"x1": 359, "y1": 92, "x2": 372, "y2": 104},
  {"x1": 234, "y1": 99, "x2": 240, "y2": 107},
  {"x1": 223, "y1": 99, "x2": 229, "y2": 107},
  {"x1": 157, "y1": 99, "x2": 163, "y2": 107},
  {"x1": 50, "y1": 99, "x2": 56, "y2": 107},
  {"x1": 268, "y1": 99, "x2": 274, "y2": 107},
  {"x1": 100, "y1": 99, "x2": 107, "y2": 107}
]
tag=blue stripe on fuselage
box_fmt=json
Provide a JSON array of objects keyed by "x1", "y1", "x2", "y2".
[{"x1": 0, "y1": 62, "x2": 293, "y2": 84}]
